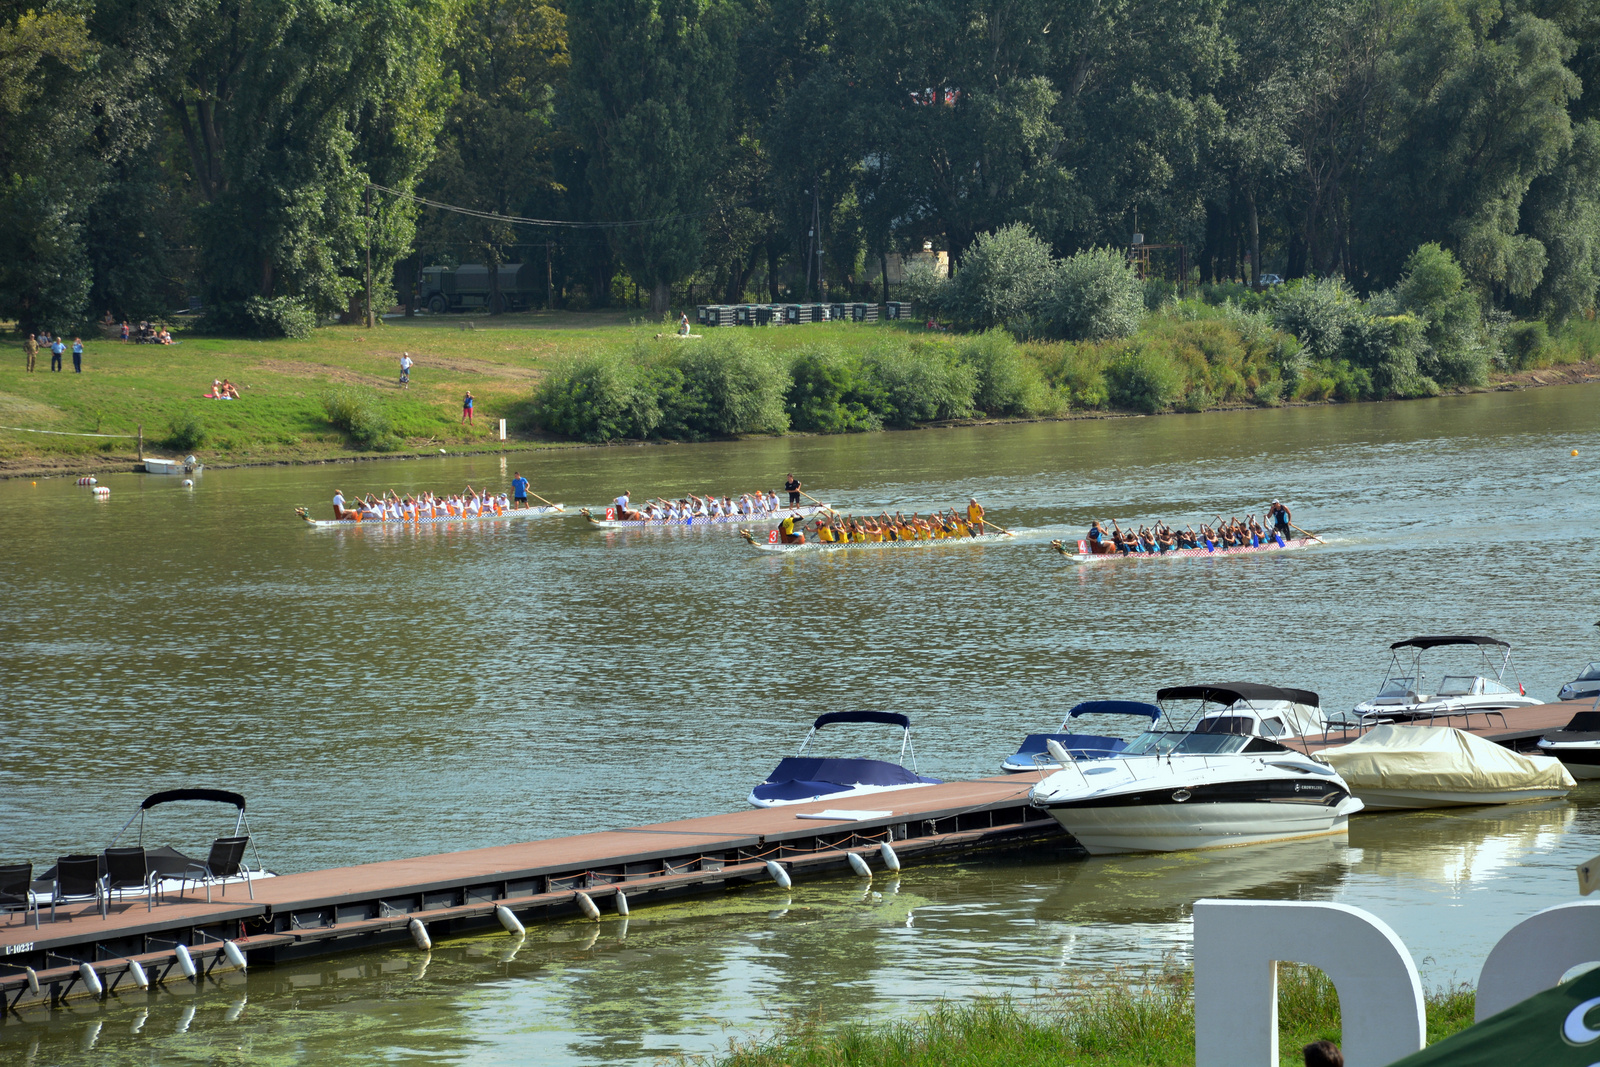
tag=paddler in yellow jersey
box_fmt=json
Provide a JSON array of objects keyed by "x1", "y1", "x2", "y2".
[
  {"x1": 778, "y1": 514, "x2": 804, "y2": 544},
  {"x1": 966, "y1": 497, "x2": 985, "y2": 535},
  {"x1": 814, "y1": 515, "x2": 837, "y2": 543}
]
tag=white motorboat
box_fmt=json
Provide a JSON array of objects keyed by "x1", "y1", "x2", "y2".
[
  {"x1": 1029, "y1": 683, "x2": 1363, "y2": 855},
  {"x1": 1320, "y1": 724, "x2": 1574, "y2": 809},
  {"x1": 1557, "y1": 624, "x2": 1600, "y2": 702},
  {"x1": 143, "y1": 454, "x2": 202, "y2": 475},
  {"x1": 999, "y1": 699, "x2": 1162, "y2": 773},
  {"x1": 747, "y1": 710, "x2": 942, "y2": 807},
  {"x1": 1346, "y1": 635, "x2": 1542, "y2": 726},
  {"x1": 1537, "y1": 703, "x2": 1600, "y2": 779}
]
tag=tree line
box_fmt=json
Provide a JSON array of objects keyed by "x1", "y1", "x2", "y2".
[{"x1": 3, "y1": 0, "x2": 1597, "y2": 334}]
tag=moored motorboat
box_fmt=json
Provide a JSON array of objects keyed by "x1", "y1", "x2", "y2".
[
  {"x1": 1320, "y1": 724, "x2": 1574, "y2": 809},
  {"x1": 1557, "y1": 625, "x2": 1600, "y2": 701},
  {"x1": 1000, "y1": 699, "x2": 1162, "y2": 773},
  {"x1": 143, "y1": 455, "x2": 202, "y2": 476},
  {"x1": 297, "y1": 503, "x2": 564, "y2": 527},
  {"x1": 1537, "y1": 704, "x2": 1600, "y2": 779},
  {"x1": 33, "y1": 788, "x2": 274, "y2": 904},
  {"x1": 1346, "y1": 635, "x2": 1542, "y2": 725},
  {"x1": 582, "y1": 503, "x2": 827, "y2": 529},
  {"x1": 748, "y1": 710, "x2": 942, "y2": 808},
  {"x1": 1029, "y1": 683, "x2": 1362, "y2": 855}
]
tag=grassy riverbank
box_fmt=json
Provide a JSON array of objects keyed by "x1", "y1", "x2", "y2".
[
  {"x1": 710, "y1": 965, "x2": 1475, "y2": 1067},
  {"x1": 2, "y1": 308, "x2": 1597, "y2": 476}
]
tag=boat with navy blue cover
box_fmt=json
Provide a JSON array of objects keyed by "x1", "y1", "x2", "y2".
[
  {"x1": 747, "y1": 711, "x2": 943, "y2": 808},
  {"x1": 1000, "y1": 700, "x2": 1163, "y2": 773}
]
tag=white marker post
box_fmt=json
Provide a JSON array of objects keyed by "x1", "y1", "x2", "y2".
[{"x1": 498, "y1": 418, "x2": 507, "y2": 441}]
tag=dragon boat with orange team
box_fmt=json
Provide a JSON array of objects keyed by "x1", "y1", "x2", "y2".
[{"x1": 743, "y1": 502, "x2": 1012, "y2": 551}]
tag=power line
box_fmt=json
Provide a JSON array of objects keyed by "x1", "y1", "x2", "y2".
[{"x1": 368, "y1": 183, "x2": 728, "y2": 230}]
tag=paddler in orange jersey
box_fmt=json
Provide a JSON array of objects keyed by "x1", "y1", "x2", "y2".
[{"x1": 966, "y1": 497, "x2": 986, "y2": 535}]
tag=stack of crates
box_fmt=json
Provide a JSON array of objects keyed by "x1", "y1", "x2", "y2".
[
  {"x1": 884, "y1": 301, "x2": 915, "y2": 320},
  {"x1": 755, "y1": 305, "x2": 777, "y2": 325},
  {"x1": 851, "y1": 303, "x2": 880, "y2": 322},
  {"x1": 699, "y1": 305, "x2": 734, "y2": 327},
  {"x1": 734, "y1": 305, "x2": 756, "y2": 326},
  {"x1": 828, "y1": 303, "x2": 848, "y2": 322}
]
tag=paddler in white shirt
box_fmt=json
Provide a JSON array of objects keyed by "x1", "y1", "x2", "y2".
[{"x1": 332, "y1": 490, "x2": 347, "y2": 519}]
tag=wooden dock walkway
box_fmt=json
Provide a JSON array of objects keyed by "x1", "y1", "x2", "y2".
[
  {"x1": 6, "y1": 698, "x2": 1590, "y2": 1014},
  {"x1": 1, "y1": 774, "x2": 1062, "y2": 1011}
]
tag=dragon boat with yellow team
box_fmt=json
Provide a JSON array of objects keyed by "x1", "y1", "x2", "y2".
[{"x1": 743, "y1": 503, "x2": 1011, "y2": 552}]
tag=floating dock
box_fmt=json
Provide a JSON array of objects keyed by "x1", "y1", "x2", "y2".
[
  {"x1": 0, "y1": 774, "x2": 1061, "y2": 1011},
  {"x1": 6, "y1": 699, "x2": 1590, "y2": 1013}
]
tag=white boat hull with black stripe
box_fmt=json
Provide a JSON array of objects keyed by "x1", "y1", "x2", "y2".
[
  {"x1": 297, "y1": 504, "x2": 564, "y2": 527},
  {"x1": 1029, "y1": 683, "x2": 1363, "y2": 855}
]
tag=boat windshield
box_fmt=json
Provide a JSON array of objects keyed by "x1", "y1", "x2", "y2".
[
  {"x1": 1435, "y1": 675, "x2": 1481, "y2": 697},
  {"x1": 1578, "y1": 663, "x2": 1600, "y2": 682},
  {"x1": 1172, "y1": 733, "x2": 1251, "y2": 755},
  {"x1": 1376, "y1": 677, "x2": 1415, "y2": 698},
  {"x1": 1119, "y1": 730, "x2": 1250, "y2": 756},
  {"x1": 1480, "y1": 678, "x2": 1513, "y2": 695}
]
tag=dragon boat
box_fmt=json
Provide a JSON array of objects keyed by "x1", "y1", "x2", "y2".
[
  {"x1": 742, "y1": 526, "x2": 1011, "y2": 551},
  {"x1": 1050, "y1": 534, "x2": 1316, "y2": 562},
  {"x1": 296, "y1": 504, "x2": 564, "y2": 527},
  {"x1": 580, "y1": 503, "x2": 828, "y2": 529}
]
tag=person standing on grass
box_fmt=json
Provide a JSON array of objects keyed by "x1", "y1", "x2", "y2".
[
  {"x1": 400, "y1": 352, "x2": 413, "y2": 389},
  {"x1": 462, "y1": 390, "x2": 474, "y2": 424},
  {"x1": 71, "y1": 337, "x2": 83, "y2": 372},
  {"x1": 23, "y1": 333, "x2": 37, "y2": 372},
  {"x1": 50, "y1": 336, "x2": 65, "y2": 371}
]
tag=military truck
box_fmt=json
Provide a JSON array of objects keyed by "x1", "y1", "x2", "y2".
[{"x1": 417, "y1": 263, "x2": 540, "y2": 314}]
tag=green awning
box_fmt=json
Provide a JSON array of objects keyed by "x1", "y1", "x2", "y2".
[{"x1": 1386, "y1": 965, "x2": 1600, "y2": 1066}]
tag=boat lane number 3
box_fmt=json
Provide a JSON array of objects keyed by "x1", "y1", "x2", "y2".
[{"x1": 768, "y1": 529, "x2": 780, "y2": 544}]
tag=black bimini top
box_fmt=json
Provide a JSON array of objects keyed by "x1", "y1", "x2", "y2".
[
  {"x1": 1156, "y1": 683, "x2": 1320, "y2": 708},
  {"x1": 812, "y1": 710, "x2": 910, "y2": 730},
  {"x1": 141, "y1": 788, "x2": 247, "y2": 811},
  {"x1": 1390, "y1": 635, "x2": 1509, "y2": 651}
]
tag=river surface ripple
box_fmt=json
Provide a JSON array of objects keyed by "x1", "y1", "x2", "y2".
[{"x1": 1, "y1": 385, "x2": 1597, "y2": 1063}]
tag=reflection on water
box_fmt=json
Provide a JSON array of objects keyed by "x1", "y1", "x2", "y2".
[
  {"x1": 4, "y1": 792, "x2": 1598, "y2": 1065},
  {"x1": 1, "y1": 384, "x2": 1597, "y2": 1063}
]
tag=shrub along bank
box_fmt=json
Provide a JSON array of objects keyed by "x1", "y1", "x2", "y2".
[
  {"x1": 525, "y1": 302, "x2": 1600, "y2": 442},
  {"x1": 714, "y1": 965, "x2": 1476, "y2": 1067}
]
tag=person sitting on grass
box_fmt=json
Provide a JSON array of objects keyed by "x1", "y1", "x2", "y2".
[{"x1": 221, "y1": 379, "x2": 240, "y2": 399}]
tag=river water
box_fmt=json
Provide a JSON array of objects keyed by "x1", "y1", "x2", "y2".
[{"x1": 1, "y1": 385, "x2": 1597, "y2": 1063}]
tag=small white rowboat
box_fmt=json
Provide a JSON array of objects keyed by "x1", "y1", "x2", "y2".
[
  {"x1": 296, "y1": 504, "x2": 564, "y2": 527},
  {"x1": 1053, "y1": 535, "x2": 1316, "y2": 562},
  {"x1": 580, "y1": 504, "x2": 829, "y2": 529}
]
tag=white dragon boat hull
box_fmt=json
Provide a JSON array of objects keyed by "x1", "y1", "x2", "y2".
[
  {"x1": 582, "y1": 504, "x2": 828, "y2": 529},
  {"x1": 1060, "y1": 535, "x2": 1315, "y2": 563},
  {"x1": 749, "y1": 531, "x2": 1010, "y2": 552},
  {"x1": 298, "y1": 504, "x2": 564, "y2": 527}
]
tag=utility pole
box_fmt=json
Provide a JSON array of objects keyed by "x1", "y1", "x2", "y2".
[{"x1": 546, "y1": 240, "x2": 555, "y2": 310}]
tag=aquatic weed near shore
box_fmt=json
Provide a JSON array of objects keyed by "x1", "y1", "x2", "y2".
[{"x1": 700, "y1": 964, "x2": 1474, "y2": 1067}]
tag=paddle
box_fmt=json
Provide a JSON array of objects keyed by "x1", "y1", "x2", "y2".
[
  {"x1": 1286, "y1": 524, "x2": 1324, "y2": 547},
  {"x1": 799, "y1": 490, "x2": 835, "y2": 513},
  {"x1": 526, "y1": 489, "x2": 562, "y2": 510}
]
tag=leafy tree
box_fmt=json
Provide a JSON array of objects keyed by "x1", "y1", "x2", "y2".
[
  {"x1": 1039, "y1": 247, "x2": 1145, "y2": 341},
  {"x1": 948, "y1": 224, "x2": 1056, "y2": 330},
  {"x1": 566, "y1": 0, "x2": 741, "y2": 314},
  {"x1": 1390, "y1": 242, "x2": 1485, "y2": 385}
]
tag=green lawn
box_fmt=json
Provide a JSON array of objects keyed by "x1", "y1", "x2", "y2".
[{"x1": 0, "y1": 312, "x2": 921, "y2": 472}]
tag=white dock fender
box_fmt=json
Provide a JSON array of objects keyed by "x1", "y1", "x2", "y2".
[
  {"x1": 223, "y1": 940, "x2": 248, "y2": 971},
  {"x1": 174, "y1": 944, "x2": 197, "y2": 978},
  {"x1": 79, "y1": 963, "x2": 104, "y2": 998},
  {"x1": 575, "y1": 891, "x2": 601, "y2": 920},
  {"x1": 408, "y1": 918, "x2": 432, "y2": 950},
  {"x1": 879, "y1": 842, "x2": 901, "y2": 871},
  {"x1": 495, "y1": 905, "x2": 525, "y2": 936},
  {"x1": 615, "y1": 890, "x2": 630, "y2": 916},
  {"x1": 765, "y1": 860, "x2": 792, "y2": 889},
  {"x1": 847, "y1": 852, "x2": 872, "y2": 879}
]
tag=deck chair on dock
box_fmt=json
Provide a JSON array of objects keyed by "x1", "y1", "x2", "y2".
[
  {"x1": 0, "y1": 863, "x2": 39, "y2": 929},
  {"x1": 180, "y1": 836, "x2": 252, "y2": 902},
  {"x1": 103, "y1": 846, "x2": 158, "y2": 911},
  {"x1": 51, "y1": 855, "x2": 105, "y2": 920}
]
